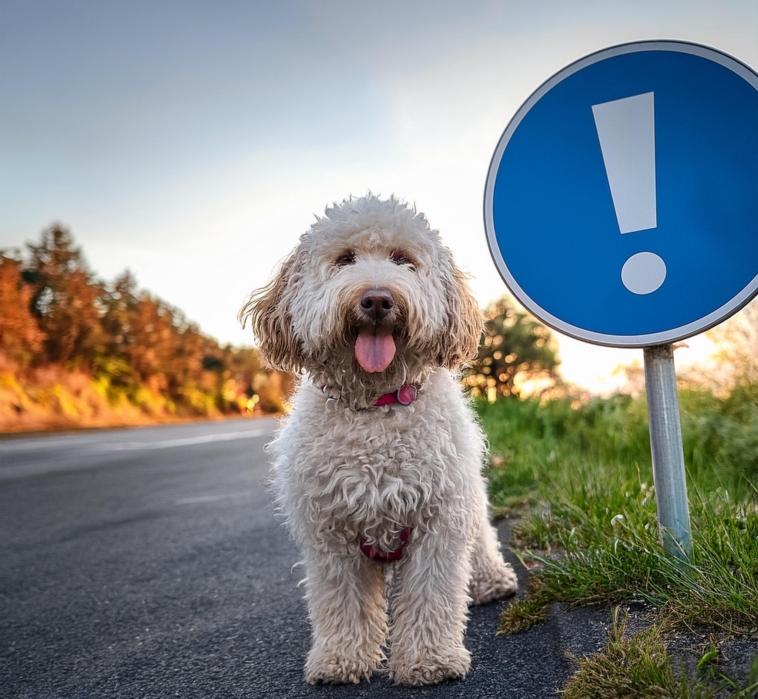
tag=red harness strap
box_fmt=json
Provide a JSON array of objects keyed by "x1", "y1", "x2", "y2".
[{"x1": 359, "y1": 527, "x2": 411, "y2": 562}]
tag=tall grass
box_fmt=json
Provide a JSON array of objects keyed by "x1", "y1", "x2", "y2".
[
  {"x1": 478, "y1": 386, "x2": 758, "y2": 510},
  {"x1": 478, "y1": 388, "x2": 758, "y2": 636}
]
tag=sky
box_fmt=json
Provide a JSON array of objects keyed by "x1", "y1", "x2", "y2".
[{"x1": 2, "y1": 0, "x2": 757, "y2": 392}]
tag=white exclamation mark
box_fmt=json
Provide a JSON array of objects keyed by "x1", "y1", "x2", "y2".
[{"x1": 592, "y1": 92, "x2": 667, "y2": 295}]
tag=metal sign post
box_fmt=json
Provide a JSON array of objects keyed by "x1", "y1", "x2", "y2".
[
  {"x1": 484, "y1": 40, "x2": 758, "y2": 560},
  {"x1": 643, "y1": 344, "x2": 692, "y2": 559}
]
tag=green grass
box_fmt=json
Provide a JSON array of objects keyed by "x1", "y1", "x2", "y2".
[
  {"x1": 497, "y1": 577, "x2": 548, "y2": 634},
  {"x1": 477, "y1": 389, "x2": 758, "y2": 694},
  {"x1": 561, "y1": 607, "x2": 758, "y2": 699},
  {"x1": 564, "y1": 608, "x2": 703, "y2": 699},
  {"x1": 500, "y1": 475, "x2": 758, "y2": 635},
  {"x1": 479, "y1": 387, "x2": 758, "y2": 512}
]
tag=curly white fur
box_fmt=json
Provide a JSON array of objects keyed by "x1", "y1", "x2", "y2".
[{"x1": 242, "y1": 194, "x2": 517, "y2": 686}]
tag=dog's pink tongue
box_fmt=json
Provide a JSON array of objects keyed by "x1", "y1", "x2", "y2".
[{"x1": 355, "y1": 331, "x2": 396, "y2": 373}]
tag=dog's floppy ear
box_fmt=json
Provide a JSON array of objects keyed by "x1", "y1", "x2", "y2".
[
  {"x1": 239, "y1": 249, "x2": 304, "y2": 373},
  {"x1": 437, "y1": 253, "x2": 483, "y2": 371}
]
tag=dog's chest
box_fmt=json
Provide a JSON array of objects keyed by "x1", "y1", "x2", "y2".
[
  {"x1": 316, "y1": 430, "x2": 435, "y2": 522},
  {"x1": 295, "y1": 408, "x2": 457, "y2": 530},
  {"x1": 276, "y1": 376, "x2": 479, "y2": 549}
]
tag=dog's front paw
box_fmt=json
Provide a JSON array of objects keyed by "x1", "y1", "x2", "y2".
[
  {"x1": 390, "y1": 645, "x2": 471, "y2": 686},
  {"x1": 305, "y1": 647, "x2": 380, "y2": 685},
  {"x1": 470, "y1": 560, "x2": 518, "y2": 605}
]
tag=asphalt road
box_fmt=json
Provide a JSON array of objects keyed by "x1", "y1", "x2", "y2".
[{"x1": 1, "y1": 418, "x2": 611, "y2": 698}]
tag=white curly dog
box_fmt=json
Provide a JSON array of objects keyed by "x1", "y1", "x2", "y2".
[{"x1": 241, "y1": 194, "x2": 517, "y2": 686}]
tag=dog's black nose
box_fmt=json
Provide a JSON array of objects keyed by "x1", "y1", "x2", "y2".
[{"x1": 360, "y1": 288, "x2": 394, "y2": 320}]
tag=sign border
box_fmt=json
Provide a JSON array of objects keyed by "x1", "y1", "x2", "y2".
[{"x1": 483, "y1": 40, "x2": 758, "y2": 348}]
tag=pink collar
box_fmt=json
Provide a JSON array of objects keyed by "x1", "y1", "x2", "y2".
[
  {"x1": 320, "y1": 384, "x2": 419, "y2": 408},
  {"x1": 374, "y1": 385, "x2": 418, "y2": 406}
]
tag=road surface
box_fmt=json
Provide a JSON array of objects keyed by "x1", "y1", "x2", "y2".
[{"x1": 0, "y1": 418, "x2": 609, "y2": 698}]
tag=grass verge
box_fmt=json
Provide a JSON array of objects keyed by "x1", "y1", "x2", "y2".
[
  {"x1": 478, "y1": 392, "x2": 758, "y2": 694},
  {"x1": 499, "y1": 475, "x2": 758, "y2": 637}
]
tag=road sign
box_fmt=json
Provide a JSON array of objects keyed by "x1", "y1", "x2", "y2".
[{"x1": 484, "y1": 41, "x2": 758, "y2": 347}]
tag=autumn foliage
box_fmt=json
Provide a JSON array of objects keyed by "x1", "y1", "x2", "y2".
[
  {"x1": 0, "y1": 255, "x2": 45, "y2": 364},
  {"x1": 0, "y1": 223, "x2": 291, "y2": 432}
]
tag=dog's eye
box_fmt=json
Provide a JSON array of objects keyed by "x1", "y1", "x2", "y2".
[
  {"x1": 390, "y1": 250, "x2": 414, "y2": 267},
  {"x1": 335, "y1": 251, "x2": 356, "y2": 267}
]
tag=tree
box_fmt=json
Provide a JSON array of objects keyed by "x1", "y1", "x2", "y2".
[
  {"x1": 3, "y1": 222, "x2": 292, "y2": 416},
  {"x1": 466, "y1": 296, "x2": 560, "y2": 400},
  {"x1": 100, "y1": 270, "x2": 139, "y2": 353},
  {"x1": 0, "y1": 253, "x2": 45, "y2": 366},
  {"x1": 25, "y1": 224, "x2": 103, "y2": 366}
]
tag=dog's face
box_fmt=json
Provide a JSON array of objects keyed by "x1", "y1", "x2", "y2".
[{"x1": 241, "y1": 196, "x2": 481, "y2": 392}]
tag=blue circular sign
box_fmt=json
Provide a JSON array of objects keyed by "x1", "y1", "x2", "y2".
[{"x1": 484, "y1": 41, "x2": 758, "y2": 347}]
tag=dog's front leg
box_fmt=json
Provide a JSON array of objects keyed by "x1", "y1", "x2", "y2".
[
  {"x1": 304, "y1": 550, "x2": 386, "y2": 685},
  {"x1": 388, "y1": 527, "x2": 472, "y2": 686}
]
